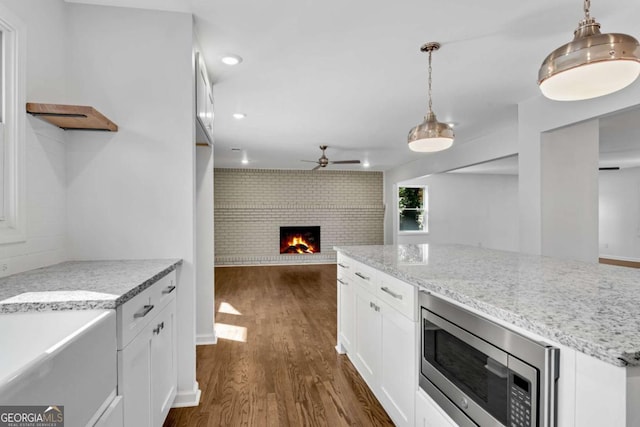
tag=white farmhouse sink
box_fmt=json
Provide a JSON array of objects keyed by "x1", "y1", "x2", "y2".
[{"x1": 0, "y1": 309, "x2": 117, "y2": 426}]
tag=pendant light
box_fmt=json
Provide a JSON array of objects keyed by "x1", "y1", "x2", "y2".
[
  {"x1": 408, "y1": 42, "x2": 454, "y2": 153},
  {"x1": 538, "y1": 0, "x2": 640, "y2": 101}
]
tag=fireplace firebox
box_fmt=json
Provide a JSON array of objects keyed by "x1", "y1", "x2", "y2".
[{"x1": 280, "y1": 226, "x2": 320, "y2": 254}]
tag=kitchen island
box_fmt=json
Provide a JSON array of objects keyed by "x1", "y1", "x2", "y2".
[{"x1": 334, "y1": 244, "x2": 640, "y2": 427}]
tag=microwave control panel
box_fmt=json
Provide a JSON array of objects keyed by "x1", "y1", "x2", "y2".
[{"x1": 509, "y1": 373, "x2": 532, "y2": 427}]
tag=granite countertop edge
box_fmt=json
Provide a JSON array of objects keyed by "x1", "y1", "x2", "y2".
[
  {"x1": 0, "y1": 259, "x2": 182, "y2": 314},
  {"x1": 335, "y1": 246, "x2": 634, "y2": 368}
]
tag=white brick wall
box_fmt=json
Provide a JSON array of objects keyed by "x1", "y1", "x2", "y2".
[{"x1": 214, "y1": 168, "x2": 384, "y2": 265}]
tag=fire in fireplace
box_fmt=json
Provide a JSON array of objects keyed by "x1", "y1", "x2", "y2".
[{"x1": 280, "y1": 226, "x2": 320, "y2": 254}]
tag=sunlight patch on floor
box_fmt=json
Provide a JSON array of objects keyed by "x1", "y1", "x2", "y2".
[
  {"x1": 218, "y1": 301, "x2": 242, "y2": 315},
  {"x1": 215, "y1": 322, "x2": 247, "y2": 342}
]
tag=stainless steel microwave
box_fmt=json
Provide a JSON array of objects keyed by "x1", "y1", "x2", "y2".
[{"x1": 419, "y1": 292, "x2": 560, "y2": 427}]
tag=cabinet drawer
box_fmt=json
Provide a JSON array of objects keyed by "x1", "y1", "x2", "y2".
[
  {"x1": 349, "y1": 259, "x2": 379, "y2": 289},
  {"x1": 377, "y1": 273, "x2": 416, "y2": 321},
  {"x1": 117, "y1": 271, "x2": 176, "y2": 350}
]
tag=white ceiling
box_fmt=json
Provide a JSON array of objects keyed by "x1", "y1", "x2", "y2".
[{"x1": 67, "y1": 0, "x2": 640, "y2": 172}]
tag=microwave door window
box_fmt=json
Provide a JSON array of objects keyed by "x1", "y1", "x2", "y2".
[{"x1": 430, "y1": 329, "x2": 509, "y2": 425}]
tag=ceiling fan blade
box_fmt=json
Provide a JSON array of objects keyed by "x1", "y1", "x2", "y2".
[
  {"x1": 301, "y1": 160, "x2": 319, "y2": 163},
  {"x1": 330, "y1": 160, "x2": 361, "y2": 164},
  {"x1": 312, "y1": 165, "x2": 322, "y2": 171}
]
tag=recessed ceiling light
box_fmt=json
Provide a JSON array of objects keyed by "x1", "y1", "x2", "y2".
[
  {"x1": 363, "y1": 161, "x2": 371, "y2": 168},
  {"x1": 221, "y1": 55, "x2": 243, "y2": 66},
  {"x1": 241, "y1": 159, "x2": 249, "y2": 165},
  {"x1": 233, "y1": 113, "x2": 246, "y2": 119}
]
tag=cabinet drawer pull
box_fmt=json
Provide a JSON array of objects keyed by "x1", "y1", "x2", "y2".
[
  {"x1": 355, "y1": 272, "x2": 369, "y2": 281},
  {"x1": 381, "y1": 286, "x2": 403, "y2": 300},
  {"x1": 133, "y1": 304, "x2": 154, "y2": 319},
  {"x1": 153, "y1": 325, "x2": 161, "y2": 335},
  {"x1": 337, "y1": 278, "x2": 347, "y2": 285},
  {"x1": 338, "y1": 263, "x2": 349, "y2": 269},
  {"x1": 162, "y1": 285, "x2": 176, "y2": 295}
]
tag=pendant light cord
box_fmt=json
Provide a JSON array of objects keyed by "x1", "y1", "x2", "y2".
[{"x1": 427, "y1": 49, "x2": 433, "y2": 115}]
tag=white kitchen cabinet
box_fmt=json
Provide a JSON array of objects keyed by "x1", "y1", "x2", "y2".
[
  {"x1": 337, "y1": 257, "x2": 355, "y2": 353},
  {"x1": 337, "y1": 255, "x2": 417, "y2": 427},
  {"x1": 195, "y1": 52, "x2": 214, "y2": 146},
  {"x1": 379, "y1": 298, "x2": 416, "y2": 427},
  {"x1": 117, "y1": 271, "x2": 177, "y2": 427},
  {"x1": 119, "y1": 314, "x2": 152, "y2": 426},
  {"x1": 151, "y1": 298, "x2": 177, "y2": 426},
  {"x1": 353, "y1": 286, "x2": 382, "y2": 387},
  {"x1": 415, "y1": 388, "x2": 457, "y2": 427}
]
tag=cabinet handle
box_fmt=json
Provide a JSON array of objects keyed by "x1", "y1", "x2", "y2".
[
  {"x1": 355, "y1": 272, "x2": 369, "y2": 281},
  {"x1": 153, "y1": 326, "x2": 161, "y2": 335},
  {"x1": 160, "y1": 321, "x2": 165, "y2": 330},
  {"x1": 338, "y1": 263, "x2": 349, "y2": 269},
  {"x1": 337, "y1": 278, "x2": 347, "y2": 285},
  {"x1": 381, "y1": 287, "x2": 403, "y2": 300},
  {"x1": 369, "y1": 302, "x2": 380, "y2": 312},
  {"x1": 162, "y1": 285, "x2": 176, "y2": 295},
  {"x1": 134, "y1": 304, "x2": 154, "y2": 319}
]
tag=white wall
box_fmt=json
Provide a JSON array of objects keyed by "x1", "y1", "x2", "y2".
[
  {"x1": 63, "y1": 4, "x2": 199, "y2": 406},
  {"x1": 196, "y1": 145, "x2": 215, "y2": 345},
  {"x1": 541, "y1": 120, "x2": 599, "y2": 262},
  {"x1": 384, "y1": 124, "x2": 518, "y2": 244},
  {"x1": 0, "y1": 0, "x2": 68, "y2": 276},
  {"x1": 599, "y1": 166, "x2": 640, "y2": 261},
  {"x1": 397, "y1": 173, "x2": 519, "y2": 252},
  {"x1": 518, "y1": 84, "x2": 640, "y2": 256}
]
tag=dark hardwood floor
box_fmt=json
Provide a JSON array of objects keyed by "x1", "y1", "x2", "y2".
[{"x1": 164, "y1": 264, "x2": 394, "y2": 427}]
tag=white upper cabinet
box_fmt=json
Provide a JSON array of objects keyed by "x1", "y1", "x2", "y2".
[{"x1": 195, "y1": 52, "x2": 214, "y2": 146}]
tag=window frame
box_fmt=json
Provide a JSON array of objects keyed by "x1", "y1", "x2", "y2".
[
  {"x1": 397, "y1": 185, "x2": 428, "y2": 234},
  {"x1": 0, "y1": 5, "x2": 26, "y2": 244}
]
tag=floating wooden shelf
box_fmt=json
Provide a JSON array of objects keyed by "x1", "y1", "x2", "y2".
[{"x1": 26, "y1": 103, "x2": 118, "y2": 132}]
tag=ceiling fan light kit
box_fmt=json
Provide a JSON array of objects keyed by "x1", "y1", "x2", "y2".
[
  {"x1": 408, "y1": 42, "x2": 455, "y2": 153},
  {"x1": 538, "y1": 0, "x2": 640, "y2": 101}
]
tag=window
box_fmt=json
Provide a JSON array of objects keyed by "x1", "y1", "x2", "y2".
[
  {"x1": 398, "y1": 186, "x2": 428, "y2": 233},
  {"x1": 0, "y1": 5, "x2": 25, "y2": 243}
]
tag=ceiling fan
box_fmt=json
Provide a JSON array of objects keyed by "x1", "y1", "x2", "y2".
[{"x1": 302, "y1": 145, "x2": 361, "y2": 171}]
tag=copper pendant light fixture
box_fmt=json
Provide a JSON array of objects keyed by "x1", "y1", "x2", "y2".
[
  {"x1": 538, "y1": 0, "x2": 640, "y2": 101},
  {"x1": 408, "y1": 42, "x2": 454, "y2": 153}
]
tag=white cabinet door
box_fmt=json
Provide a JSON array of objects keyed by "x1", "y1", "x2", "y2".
[
  {"x1": 195, "y1": 52, "x2": 214, "y2": 145},
  {"x1": 379, "y1": 300, "x2": 416, "y2": 427},
  {"x1": 338, "y1": 277, "x2": 355, "y2": 352},
  {"x1": 151, "y1": 298, "x2": 177, "y2": 427},
  {"x1": 119, "y1": 326, "x2": 152, "y2": 427},
  {"x1": 415, "y1": 389, "x2": 458, "y2": 427},
  {"x1": 354, "y1": 287, "x2": 381, "y2": 388}
]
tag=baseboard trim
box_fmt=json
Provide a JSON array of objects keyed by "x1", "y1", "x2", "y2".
[
  {"x1": 196, "y1": 332, "x2": 217, "y2": 346},
  {"x1": 172, "y1": 382, "x2": 201, "y2": 408},
  {"x1": 599, "y1": 257, "x2": 640, "y2": 269}
]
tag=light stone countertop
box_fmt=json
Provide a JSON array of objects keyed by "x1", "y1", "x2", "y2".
[
  {"x1": 0, "y1": 259, "x2": 182, "y2": 313},
  {"x1": 334, "y1": 244, "x2": 640, "y2": 367}
]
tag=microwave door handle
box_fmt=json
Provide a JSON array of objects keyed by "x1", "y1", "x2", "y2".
[{"x1": 484, "y1": 358, "x2": 509, "y2": 379}]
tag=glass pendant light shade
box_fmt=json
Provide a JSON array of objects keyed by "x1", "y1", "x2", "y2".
[
  {"x1": 408, "y1": 112, "x2": 454, "y2": 152},
  {"x1": 408, "y1": 42, "x2": 455, "y2": 153},
  {"x1": 538, "y1": 2, "x2": 640, "y2": 101}
]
